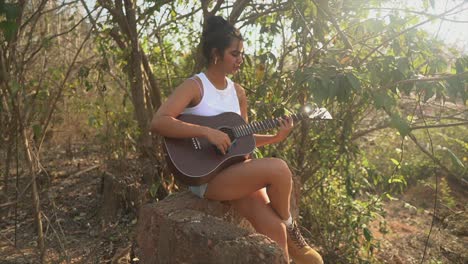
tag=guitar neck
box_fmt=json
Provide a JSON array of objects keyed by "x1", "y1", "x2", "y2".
[{"x1": 232, "y1": 113, "x2": 305, "y2": 138}]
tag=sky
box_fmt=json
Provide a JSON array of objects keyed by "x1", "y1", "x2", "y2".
[
  {"x1": 81, "y1": 0, "x2": 468, "y2": 54},
  {"x1": 399, "y1": 0, "x2": 468, "y2": 54}
]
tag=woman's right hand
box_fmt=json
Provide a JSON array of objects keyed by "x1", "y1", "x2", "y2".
[{"x1": 204, "y1": 127, "x2": 231, "y2": 155}]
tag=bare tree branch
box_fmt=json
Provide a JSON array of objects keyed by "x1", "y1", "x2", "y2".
[
  {"x1": 19, "y1": 0, "x2": 48, "y2": 31},
  {"x1": 361, "y1": 3, "x2": 467, "y2": 64},
  {"x1": 384, "y1": 72, "x2": 468, "y2": 90},
  {"x1": 352, "y1": 122, "x2": 390, "y2": 140},
  {"x1": 23, "y1": 7, "x2": 98, "y2": 66},
  {"x1": 408, "y1": 132, "x2": 467, "y2": 186},
  {"x1": 410, "y1": 121, "x2": 468, "y2": 131},
  {"x1": 311, "y1": 0, "x2": 353, "y2": 51},
  {"x1": 153, "y1": 7, "x2": 202, "y2": 33},
  {"x1": 362, "y1": 7, "x2": 468, "y2": 23},
  {"x1": 229, "y1": 0, "x2": 251, "y2": 23},
  {"x1": 38, "y1": 12, "x2": 97, "y2": 152}
]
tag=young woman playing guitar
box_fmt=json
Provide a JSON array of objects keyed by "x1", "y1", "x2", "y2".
[{"x1": 151, "y1": 15, "x2": 323, "y2": 264}]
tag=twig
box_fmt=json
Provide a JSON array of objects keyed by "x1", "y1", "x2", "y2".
[
  {"x1": 410, "y1": 121, "x2": 468, "y2": 131},
  {"x1": 385, "y1": 72, "x2": 468, "y2": 90},
  {"x1": 1, "y1": 233, "x2": 15, "y2": 246},
  {"x1": 311, "y1": 0, "x2": 353, "y2": 50},
  {"x1": 41, "y1": 212, "x2": 70, "y2": 263},
  {"x1": 70, "y1": 165, "x2": 101, "y2": 178},
  {"x1": 151, "y1": 7, "x2": 203, "y2": 33},
  {"x1": 408, "y1": 132, "x2": 465, "y2": 185},
  {"x1": 37, "y1": 9, "x2": 100, "y2": 154},
  {"x1": 361, "y1": 7, "x2": 468, "y2": 23},
  {"x1": 361, "y1": 3, "x2": 466, "y2": 64},
  {"x1": 352, "y1": 121, "x2": 390, "y2": 140},
  {"x1": 0, "y1": 175, "x2": 34, "y2": 208}
]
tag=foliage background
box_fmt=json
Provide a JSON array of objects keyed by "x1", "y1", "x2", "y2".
[{"x1": 1, "y1": 0, "x2": 467, "y2": 263}]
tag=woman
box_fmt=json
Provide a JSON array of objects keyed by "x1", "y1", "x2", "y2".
[{"x1": 151, "y1": 15, "x2": 323, "y2": 264}]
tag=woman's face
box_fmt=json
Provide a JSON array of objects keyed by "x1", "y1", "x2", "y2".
[{"x1": 220, "y1": 39, "x2": 244, "y2": 74}]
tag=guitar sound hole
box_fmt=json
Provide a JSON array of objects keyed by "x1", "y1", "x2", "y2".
[{"x1": 219, "y1": 127, "x2": 236, "y2": 142}]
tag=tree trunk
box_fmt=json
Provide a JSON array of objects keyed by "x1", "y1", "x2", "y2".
[
  {"x1": 123, "y1": 0, "x2": 153, "y2": 156},
  {"x1": 3, "y1": 139, "x2": 13, "y2": 196},
  {"x1": 21, "y1": 123, "x2": 45, "y2": 262},
  {"x1": 99, "y1": 0, "x2": 157, "y2": 157}
]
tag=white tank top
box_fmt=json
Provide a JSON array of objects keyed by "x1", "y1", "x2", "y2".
[{"x1": 182, "y1": 73, "x2": 241, "y2": 116}]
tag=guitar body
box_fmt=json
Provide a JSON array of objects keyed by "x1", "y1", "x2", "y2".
[{"x1": 163, "y1": 112, "x2": 256, "y2": 186}]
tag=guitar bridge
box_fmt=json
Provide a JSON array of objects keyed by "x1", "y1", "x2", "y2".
[{"x1": 191, "y1": 137, "x2": 202, "y2": 150}]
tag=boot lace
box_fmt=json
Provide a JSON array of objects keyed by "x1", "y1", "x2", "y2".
[{"x1": 287, "y1": 222, "x2": 308, "y2": 248}]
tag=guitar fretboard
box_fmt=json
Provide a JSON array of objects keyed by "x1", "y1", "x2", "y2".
[{"x1": 232, "y1": 113, "x2": 305, "y2": 138}]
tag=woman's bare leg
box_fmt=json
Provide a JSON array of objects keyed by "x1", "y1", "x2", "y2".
[
  {"x1": 204, "y1": 157, "x2": 292, "y2": 220},
  {"x1": 230, "y1": 188, "x2": 289, "y2": 261}
]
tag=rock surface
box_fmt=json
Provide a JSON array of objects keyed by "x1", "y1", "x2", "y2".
[{"x1": 135, "y1": 191, "x2": 286, "y2": 264}]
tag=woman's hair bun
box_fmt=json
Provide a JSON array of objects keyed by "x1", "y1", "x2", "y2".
[
  {"x1": 204, "y1": 16, "x2": 229, "y2": 35},
  {"x1": 201, "y1": 15, "x2": 243, "y2": 66}
]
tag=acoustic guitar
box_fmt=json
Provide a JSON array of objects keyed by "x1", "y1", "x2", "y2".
[{"x1": 163, "y1": 107, "x2": 332, "y2": 185}]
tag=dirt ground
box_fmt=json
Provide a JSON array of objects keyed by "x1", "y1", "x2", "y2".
[
  {"x1": 0, "y1": 145, "x2": 467, "y2": 263},
  {"x1": 0, "y1": 146, "x2": 137, "y2": 263},
  {"x1": 371, "y1": 179, "x2": 468, "y2": 264}
]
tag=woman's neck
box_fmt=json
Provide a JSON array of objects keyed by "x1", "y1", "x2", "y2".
[{"x1": 205, "y1": 67, "x2": 226, "y2": 89}]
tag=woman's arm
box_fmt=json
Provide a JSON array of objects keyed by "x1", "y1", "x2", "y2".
[
  {"x1": 254, "y1": 116, "x2": 293, "y2": 147},
  {"x1": 234, "y1": 83, "x2": 293, "y2": 148},
  {"x1": 151, "y1": 79, "x2": 232, "y2": 154},
  {"x1": 150, "y1": 79, "x2": 207, "y2": 138}
]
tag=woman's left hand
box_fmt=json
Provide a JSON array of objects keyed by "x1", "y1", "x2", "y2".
[{"x1": 275, "y1": 116, "x2": 294, "y2": 142}]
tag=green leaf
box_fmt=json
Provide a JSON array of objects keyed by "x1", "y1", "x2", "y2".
[
  {"x1": 390, "y1": 113, "x2": 411, "y2": 137},
  {"x1": 10, "y1": 80, "x2": 20, "y2": 94},
  {"x1": 396, "y1": 57, "x2": 410, "y2": 75},
  {"x1": 363, "y1": 227, "x2": 373, "y2": 242},
  {"x1": 386, "y1": 193, "x2": 399, "y2": 201},
  {"x1": 88, "y1": 116, "x2": 97, "y2": 127},
  {"x1": 149, "y1": 182, "x2": 160, "y2": 197},
  {"x1": 417, "y1": 81, "x2": 436, "y2": 102},
  {"x1": 328, "y1": 79, "x2": 338, "y2": 101},
  {"x1": 346, "y1": 72, "x2": 361, "y2": 90},
  {"x1": 253, "y1": 148, "x2": 263, "y2": 158},
  {"x1": 85, "y1": 80, "x2": 93, "y2": 91},
  {"x1": 0, "y1": 20, "x2": 18, "y2": 42},
  {"x1": 79, "y1": 66, "x2": 90, "y2": 78},
  {"x1": 399, "y1": 82, "x2": 414, "y2": 95},
  {"x1": 446, "y1": 148, "x2": 465, "y2": 170},
  {"x1": 423, "y1": 0, "x2": 429, "y2": 9},
  {"x1": 455, "y1": 59, "x2": 464, "y2": 74},
  {"x1": 32, "y1": 124, "x2": 42, "y2": 140},
  {"x1": 38, "y1": 89, "x2": 50, "y2": 100},
  {"x1": 309, "y1": 78, "x2": 328, "y2": 103},
  {"x1": 336, "y1": 74, "x2": 351, "y2": 102},
  {"x1": 446, "y1": 76, "x2": 463, "y2": 99},
  {"x1": 0, "y1": 3, "x2": 20, "y2": 42},
  {"x1": 3, "y1": 3, "x2": 20, "y2": 20},
  {"x1": 392, "y1": 40, "x2": 401, "y2": 55},
  {"x1": 390, "y1": 158, "x2": 400, "y2": 166},
  {"x1": 373, "y1": 90, "x2": 395, "y2": 109},
  {"x1": 388, "y1": 177, "x2": 405, "y2": 184}
]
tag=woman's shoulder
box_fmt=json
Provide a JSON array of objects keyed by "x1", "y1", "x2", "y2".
[
  {"x1": 232, "y1": 82, "x2": 246, "y2": 98},
  {"x1": 171, "y1": 76, "x2": 203, "y2": 100},
  {"x1": 178, "y1": 74, "x2": 203, "y2": 89}
]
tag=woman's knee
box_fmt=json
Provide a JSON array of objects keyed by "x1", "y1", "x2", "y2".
[
  {"x1": 268, "y1": 158, "x2": 293, "y2": 183},
  {"x1": 254, "y1": 217, "x2": 287, "y2": 244}
]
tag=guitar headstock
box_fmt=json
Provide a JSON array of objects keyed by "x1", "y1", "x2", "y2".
[{"x1": 302, "y1": 105, "x2": 332, "y2": 120}]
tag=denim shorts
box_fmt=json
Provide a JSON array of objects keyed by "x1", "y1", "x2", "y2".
[{"x1": 188, "y1": 183, "x2": 208, "y2": 198}]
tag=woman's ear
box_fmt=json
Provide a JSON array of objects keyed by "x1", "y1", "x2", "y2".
[{"x1": 211, "y1": 48, "x2": 222, "y2": 64}]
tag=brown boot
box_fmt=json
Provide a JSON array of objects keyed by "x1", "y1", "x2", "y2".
[{"x1": 287, "y1": 221, "x2": 323, "y2": 264}]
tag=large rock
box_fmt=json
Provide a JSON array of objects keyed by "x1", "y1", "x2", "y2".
[{"x1": 135, "y1": 191, "x2": 286, "y2": 264}]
